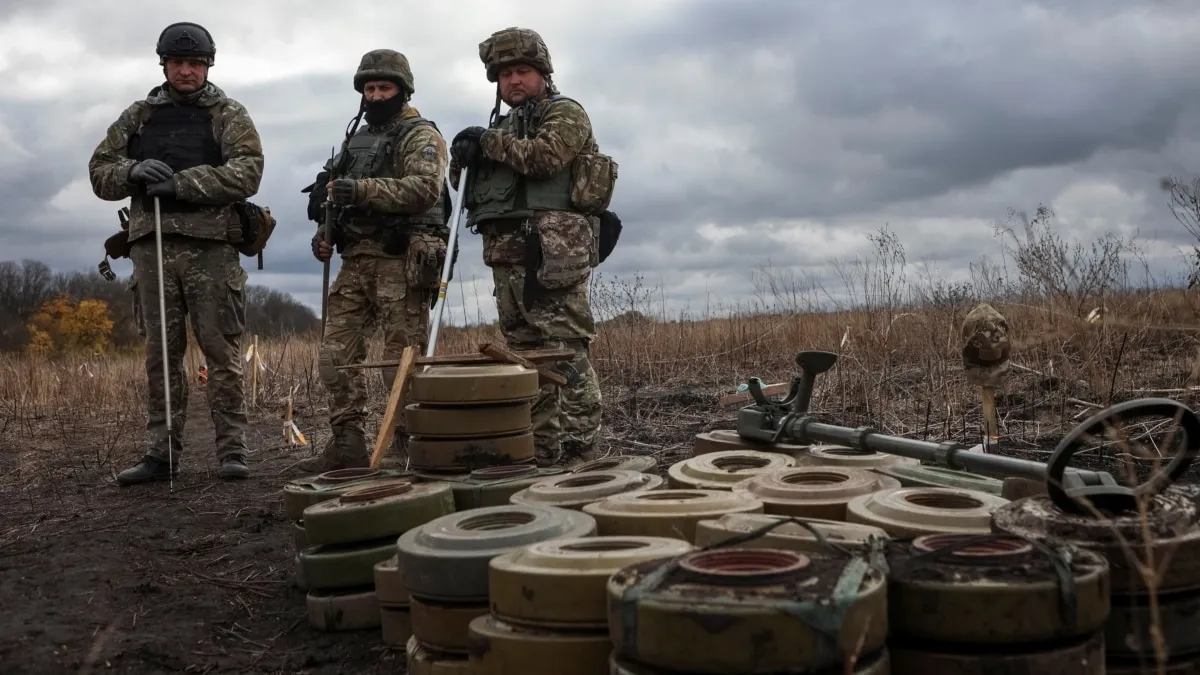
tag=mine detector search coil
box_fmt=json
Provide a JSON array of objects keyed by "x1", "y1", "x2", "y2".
[{"x1": 736, "y1": 349, "x2": 1200, "y2": 518}]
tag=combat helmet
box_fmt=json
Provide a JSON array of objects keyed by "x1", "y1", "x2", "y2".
[
  {"x1": 354, "y1": 49, "x2": 415, "y2": 94},
  {"x1": 478, "y1": 27, "x2": 553, "y2": 82},
  {"x1": 156, "y1": 22, "x2": 216, "y2": 66}
]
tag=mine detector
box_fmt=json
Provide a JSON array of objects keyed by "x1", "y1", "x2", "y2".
[
  {"x1": 710, "y1": 348, "x2": 1200, "y2": 673},
  {"x1": 734, "y1": 349, "x2": 1200, "y2": 518}
]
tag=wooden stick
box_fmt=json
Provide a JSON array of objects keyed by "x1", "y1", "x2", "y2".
[
  {"x1": 479, "y1": 342, "x2": 567, "y2": 387},
  {"x1": 339, "y1": 348, "x2": 577, "y2": 370},
  {"x1": 369, "y1": 346, "x2": 416, "y2": 470},
  {"x1": 981, "y1": 386, "x2": 998, "y2": 452},
  {"x1": 718, "y1": 382, "x2": 790, "y2": 407}
]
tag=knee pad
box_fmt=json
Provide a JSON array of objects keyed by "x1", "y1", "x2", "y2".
[{"x1": 317, "y1": 348, "x2": 345, "y2": 389}]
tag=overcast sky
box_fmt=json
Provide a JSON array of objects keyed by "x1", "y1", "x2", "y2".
[{"x1": 2, "y1": 0, "x2": 1199, "y2": 325}]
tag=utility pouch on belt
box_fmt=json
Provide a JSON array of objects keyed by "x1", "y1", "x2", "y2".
[
  {"x1": 406, "y1": 233, "x2": 446, "y2": 292},
  {"x1": 232, "y1": 200, "x2": 278, "y2": 270}
]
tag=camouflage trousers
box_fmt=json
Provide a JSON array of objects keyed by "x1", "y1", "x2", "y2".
[
  {"x1": 491, "y1": 264, "x2": 602, "y2": 465},
  {"x1": 317, "y1": 254, "x2": 431, "y2": 436},
  {"x1": 129, "y1": 236, "x2": 249, "y2": 462}
]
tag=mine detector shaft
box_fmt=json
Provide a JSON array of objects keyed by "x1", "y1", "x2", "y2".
[
  {"x1": 425, "y1": 167, "x2": 469, "y2": 358},
  {"x1": 736, "y1": 350, "x2": 1200, "y2": 518}
]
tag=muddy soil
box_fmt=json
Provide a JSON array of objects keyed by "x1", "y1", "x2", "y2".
[{"x1": 0, "y1": 396, "x2": 412, "y2": 675}]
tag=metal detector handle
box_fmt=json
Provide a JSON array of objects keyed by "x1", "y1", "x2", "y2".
[{"x1": 425, "y1": 167, "x2": 469, "y2": 358}]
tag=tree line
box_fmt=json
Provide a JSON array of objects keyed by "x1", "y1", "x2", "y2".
[{"x1": 0, "y1": 259, "x2": 319, "y2": 353}]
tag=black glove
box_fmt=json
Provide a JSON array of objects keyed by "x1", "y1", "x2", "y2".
[
  {"x1": 451, "y1": 126, "x2": 486, "y2": 167},
  {"x1": 129, "y1": 159, "x2": 173, "y2": 184},
  {"x1": 146, "y1": 178, "x2": 177, "y2": 199},
  {"x1": 329, "y1": 178, "x2": 359, "y2": 205},
  {"x1": 311, "y1": 227, "x2": 327, "y2": 260},
  {"x1": 301, "y1": 171, "x2": 329, "y2": 222}
]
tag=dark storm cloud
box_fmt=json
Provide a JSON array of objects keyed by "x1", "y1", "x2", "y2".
[{"x1": 0, "y1": 0, "x2": 1197, "y2": 323}]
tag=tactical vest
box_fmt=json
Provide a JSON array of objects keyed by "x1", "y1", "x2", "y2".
[
  {"x1": 127, "y1": 104, "x2": 223, "y2": 213},
  {"x1": 468, "y1": 96, "x2": 577, "y2": 226},
  {"x1": 336, "y1": 116, "x2": 447, "y2": 244}
]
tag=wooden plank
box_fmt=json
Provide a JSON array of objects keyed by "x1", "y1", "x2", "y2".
[
  {"x1": 339, "y1": 348, "x2": 577, "y2": 370},
  {"x1": 369, "y1": 346, "x2": 417, "y2": 470},
  {"x1": 717, "y1": 382, "x2": 791, "y2": 407},
  {"x1": 479, "y1": 342, "x2": 567, "y2": 387}
]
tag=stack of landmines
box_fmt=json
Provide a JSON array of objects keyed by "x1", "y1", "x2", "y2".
[{"x1": 286, "y1": 472, "x2": 456, "y2": 636}]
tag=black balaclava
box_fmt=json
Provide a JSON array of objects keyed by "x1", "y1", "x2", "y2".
[{"x1": 364, "y1": 88, "x2": 408, "y2": 126}]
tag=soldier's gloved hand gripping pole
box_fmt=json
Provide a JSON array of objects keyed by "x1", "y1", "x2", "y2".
[
  {"x1": 425, "y1": 167, "x2": 469, "y2": 357},
  {"x1": 152, "y1": 196, "x2": 175, "y2": 490}
]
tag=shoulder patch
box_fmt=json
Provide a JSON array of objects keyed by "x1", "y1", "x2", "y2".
[{"x1": 421, "y1": 145, "x2": 437, "y2": 161}]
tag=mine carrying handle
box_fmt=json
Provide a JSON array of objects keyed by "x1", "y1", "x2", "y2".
[{"x1": 736, "y1": 350, "x2": 1200, "y2": 519}]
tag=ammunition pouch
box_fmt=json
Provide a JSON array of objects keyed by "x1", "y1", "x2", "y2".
[
  {"x1": 231, "y1": 200, "x2": 277, "y2": 267},
  {"x1": 568, "y1": 151, "x2": 618, "y2": 216},
  {"x1": 596, "y1": 210, "x2": 622, "y2": 265}
]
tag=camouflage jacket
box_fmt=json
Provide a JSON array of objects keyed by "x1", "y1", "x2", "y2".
[
  {"x1": 87, "y1": 82, "x2": 264, "y2": 244},
  {"x1": 320, "y1": 105, "x2": 449, "y2": 258},
  {"x1": 450, "y1": 93, "x2": 595, "y2": 266}
]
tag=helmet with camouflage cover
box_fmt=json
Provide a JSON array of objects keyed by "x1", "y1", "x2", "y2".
[
  {"x1": 478, "y1": 27, "x2": 553, "y2": 82},
  {"x1": 156, "y1": 22, "x2": 216, "y2": 66},
  {"x1": 353, "y1": 49, "x2": 415, "y2": 94}
]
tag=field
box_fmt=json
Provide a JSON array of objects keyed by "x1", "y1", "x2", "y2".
[{"x1": 2, "y1": 226, "x2": 1200, "y2": 673}]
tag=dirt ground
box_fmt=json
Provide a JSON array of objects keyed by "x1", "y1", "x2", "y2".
[
  {"x1": 0, "y1": 365, "x2": 1194, "y2": 674},
  {"x1": 0, "y1": 385, "x2": 707, "y2": 675}
]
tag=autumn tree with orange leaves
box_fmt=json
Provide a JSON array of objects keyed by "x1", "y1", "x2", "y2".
[{"x1": 26, "y1": 294, "x2": 115, "y2": 355}]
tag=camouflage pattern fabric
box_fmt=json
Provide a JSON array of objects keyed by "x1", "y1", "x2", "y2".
[
  {"x1": 492, "y1": 264, "x2": 601, "y2": 465},
  {"x1": 87, "y1": 82, "x2": 265, "y2": 244},
  {"x1": 128, "y1": 237, "x2": 249, "y2": 461},
  {"x1": 311, "y1": 103, "x2": 449, "y2": 467},
  {"x1": 318, "y1": 253, "x2": 431, "y2": 436},
  {"x1": 961, "y1": 302, "x2": 1012, "y2": 388},
  {"x1": 331, "y1": 106, "x2": 449, "y2": 260}
]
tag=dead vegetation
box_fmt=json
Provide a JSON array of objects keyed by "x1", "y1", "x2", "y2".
[{"x1": 1, "y1": 204, "x2": 1199, "y2": 672}]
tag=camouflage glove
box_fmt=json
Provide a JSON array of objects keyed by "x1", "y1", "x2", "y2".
[
  {"x1": 451, "y1": 126, "x2": 485, "y2": 167},
  {"x1": 128, "y1": 159, "x2": 174, "y2": 184},
  {"x1": 146, "y1": 178, "x2": 177, "y2": 199},
  {"x1": 329, "y1": 178, "x2": 360, "y2": 205}
]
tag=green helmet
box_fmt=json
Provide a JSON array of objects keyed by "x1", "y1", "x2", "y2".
[
  {"x1": 478, "y1": 27, "x2": 553, "y2": 82},
  {"x1": 353, "y1": 49, "x2": 415, "y2": 94}
]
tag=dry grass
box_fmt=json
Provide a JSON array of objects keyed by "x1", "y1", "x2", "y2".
[{"x1": 2, "y1": 220, "x2": 1199, "y2": 673}]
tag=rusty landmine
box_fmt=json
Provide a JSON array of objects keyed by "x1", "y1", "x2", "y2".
[
  {"x1": 380, "y1": 606, "x2": 412, "y2": 648},
  {"x1": 732, "y1": 466, "x2": 902, "y2": 520},
  {"x1": 569, "y1": 454, "x2": 658, "y2": 475},
  {"x1": 886, "y1": 532, "x2": 1111, "y2": 645},
  {"x1": 408, "y1": 431, "x2": 536, "y2": 472},
  {"x1": 846, "y1": 487, "x2": 1009, "y2": 538},
  {"x1": 509, "y1": 469, "x2": 664, "y2": 510},
  {"x1": 991, "y1": 490, "x2": 1200, "y2": 594},
  {"x1": 795, "y1": 444, "x2": 920, "y2": 469},
  {"x1": 692, "y1": 429, "x2": 808, "y2": 456},
  {"x1": 606, "y1": 547, "x2": 888, "y2": 673},
  {"x1": 282, "y1": 469, "x2": 412, "y2": 520},
  {"x1": 408, "y1": 595, "x2": 490, "y2": 654},
  {"x1": 890, "y1": 630, "x2": 1105, "y2": 675},
  {"x1": 409, "y1": 363, "x2": 541, "y2": 406},
  {"x1": 1105, "y1": 585, "x2": 1200, "y2": 660},
  {"x1": 466, "y1": 614, "x2": 612, "y2": 675},
  {"x1": 608, "y1": 648, "x2": 892, "y2": 675},
  {"x1": 405, "y1": 402, "x2": 532, "y2": 439},
  {"x1": 416, "y1": 465, "x2": 563, "y2": 511},
  {"x1": 667, "y1": 450, "x2": 796, "y2": 490},
  {"x1": 694, "y1": 512, "x2": 890, "y2": 554}
]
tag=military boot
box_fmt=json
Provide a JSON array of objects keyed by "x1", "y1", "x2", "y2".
[
  {"x1": 296, "y1": 426, "x2": 370, "y2": 474},
  {"x1": 217, "y1": 454, "x2": 250, "y2": 480},
  {"x1": 117, "y1": 455, "x2": 180, "y2": 486},
  {"x1": 560, "y1": 439, "x2": 595, "y2": 468}
]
